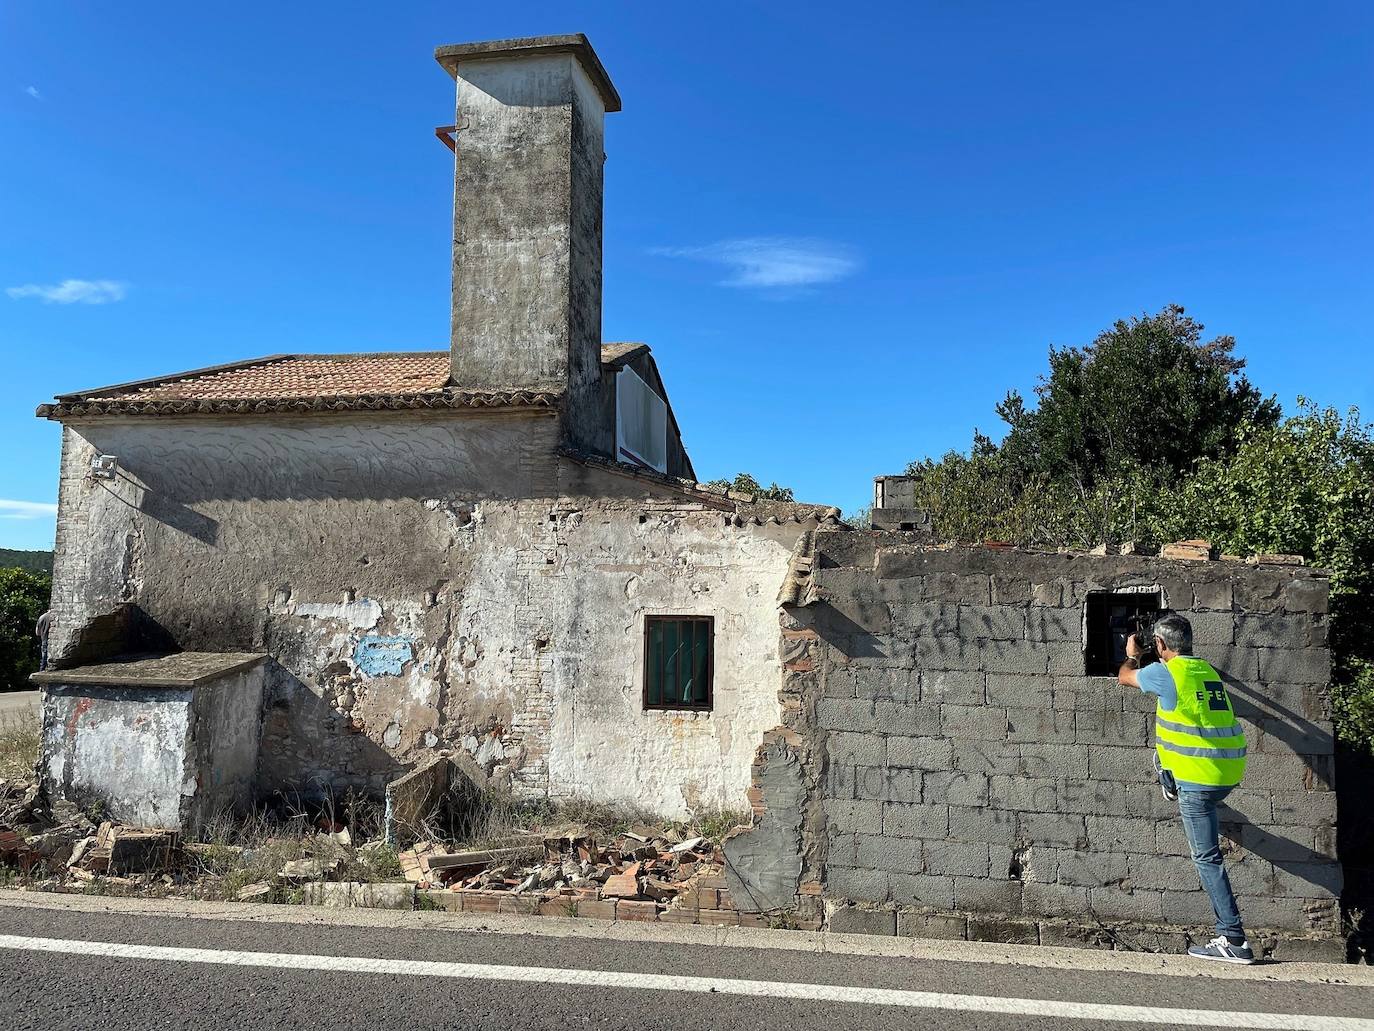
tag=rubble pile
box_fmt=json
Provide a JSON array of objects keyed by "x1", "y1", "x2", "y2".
[
  {"x1": 1, "y1": 777, "x2": 189, "y2": 888},
  {"x1": 398, "y1": 825, "x2": 750, "y2": 924},
  {"x1": 0, "y1": 777, "x2": 364, "y2": 895},
  {"x1": 0, "y1": 777, "x2": 103, "y2": 872},
  {"x1": 0, "y1": 780, "x2": 776, "y2": 926}
]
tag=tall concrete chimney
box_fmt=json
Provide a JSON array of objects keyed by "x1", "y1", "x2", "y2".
[{"x1": 435, "y1": 34, "x2": 620, "y2": 436}]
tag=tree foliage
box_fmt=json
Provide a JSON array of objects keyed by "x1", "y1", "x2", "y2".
[
  {"x1": 902, "y1": 306, "x2": 1374, "y2": 750},
  {"x1": 1171, "y1": 404, "x2": 1374, "y2": 747},
  {"x1": 993, "y1": 304, "x2": 1279, "y2": 491},
  {"x1": 703, "y1": 472, "x2": 795, "y2": 502},
  {"x1": 0, "y1": 549, "x2": 52, "y2": 575},
  {"x1": 0, "y1": 568, "x2": 50, "y2": 691}
]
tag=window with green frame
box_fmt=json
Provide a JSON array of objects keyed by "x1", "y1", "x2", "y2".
[{"x1": 643, "y1": 615, "x2": 713, "y2": 710}]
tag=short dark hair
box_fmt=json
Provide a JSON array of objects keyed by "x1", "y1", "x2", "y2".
[{"x1": 1152, "y1": 612, "x2": 1193, "y2": 655}]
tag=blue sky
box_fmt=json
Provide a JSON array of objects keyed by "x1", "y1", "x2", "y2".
[{"x1": 2, "y1": 2, "x2": 1371, "y2": 550}]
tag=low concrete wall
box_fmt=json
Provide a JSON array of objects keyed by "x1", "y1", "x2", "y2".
[
  {"x1": 41, "y1": 685, "x2": 195, "y2": 828},
  {"x1": 734, "y1": 532, "x2": 1342, "y2": 957},
  {"x1": 37, "y1": 654, "x2": 266, "y2": 829}
]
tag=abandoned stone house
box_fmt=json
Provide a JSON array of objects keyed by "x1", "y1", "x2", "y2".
[{"x1": 31, "y1": 34, "x2": 1343, "y2": 953}]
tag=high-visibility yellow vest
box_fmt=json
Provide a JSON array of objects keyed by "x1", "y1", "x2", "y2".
[{"x1": 1154, "y1": 655, "x2": 1247, "y2": 787}]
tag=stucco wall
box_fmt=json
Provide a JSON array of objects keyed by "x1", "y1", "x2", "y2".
[
  {"x1": 448, "y1": 52, "x2": 608, "y2": 456},
  {"x1": 38, "y1": 662, "x2": 265, "y2": 829},
  {"x1": 49, "y1": 412, "x2": 803, "y2": 817},
  {"x1": 189, "y1": 665, "x2": 267, "y2": 826},
  {"x1": 536, "y1": 464, "x2": 800, "y2": 815},
  {"x1": 41, "y1": 685, "x2": 194, "y2": 827}
]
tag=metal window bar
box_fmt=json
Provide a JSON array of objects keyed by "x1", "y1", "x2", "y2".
[{"x1": 644, "y1": 616, "x2": 713, "y2": 710}]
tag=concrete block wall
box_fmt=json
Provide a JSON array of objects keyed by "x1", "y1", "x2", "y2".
[{"x1": 794, "y1": 532, "x2": 1341, "y2": 954}]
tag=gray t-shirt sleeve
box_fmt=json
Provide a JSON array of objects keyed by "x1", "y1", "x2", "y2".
[{"x1": 1136, "y1": 661, "x2": 1176, "y2": 710}]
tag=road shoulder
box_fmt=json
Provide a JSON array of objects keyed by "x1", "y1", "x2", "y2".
[{"x1": 1, "y1": 888, "x2": 1367, "y2": 986}]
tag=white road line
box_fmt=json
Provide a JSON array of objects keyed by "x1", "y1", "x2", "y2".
[{"x1": 0, "y1": 935, "x2": 1368, "y2": 1030}]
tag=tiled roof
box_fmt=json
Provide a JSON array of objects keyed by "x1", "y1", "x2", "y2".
[
  {"x1": 96, "y1": 352, "x2": 451, "y2": 403},
  {"x1": 37, "y1": 345, "x2": 651, "y2": 420}
]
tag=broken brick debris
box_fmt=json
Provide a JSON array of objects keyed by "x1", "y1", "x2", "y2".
[
  {"x1": 600, "y1": 861, "x2": 641, "y2": 898},
  {"x1": 1161, "y1": 539, "x2": 1216, "y2": 561},
  {"x1": 0, "y1": 780, "x2": 757, "y2": 927},
  {"x1": 410, "y1": 827, "x2": 735, "y2": 923},
  {"x1": 279, "y1": 856, "x2": 342, "y2": 882}
]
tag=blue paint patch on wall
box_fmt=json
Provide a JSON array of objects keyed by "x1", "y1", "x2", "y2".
[{"x1": 354, "y1": 636, "x2": 414, "y2": 677}]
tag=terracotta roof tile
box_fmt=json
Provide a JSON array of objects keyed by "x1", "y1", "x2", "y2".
[
  {"x1": 101, "y1": 353, "x2": 452, "y2": 403},
  {"x1": 38, "y1": 345, "x2": 651, "y2": 420}
]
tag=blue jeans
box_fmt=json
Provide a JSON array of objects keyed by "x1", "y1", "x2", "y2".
[{"x1": 1178, "y1": 786, "x2": 1244, "y2": 940}]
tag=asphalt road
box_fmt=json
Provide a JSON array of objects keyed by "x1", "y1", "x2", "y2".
[
  {"x1": 0, "y1": 900, "x2": 1369, "y2": 1030},
  {"x1": 0, "y1": 690, "x2": 38, "y2": 718}
]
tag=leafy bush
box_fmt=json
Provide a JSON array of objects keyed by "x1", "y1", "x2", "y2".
[
  {"x1": 0, "y1": 568, "x2": 50, "y2": 691},
  {"x1": 1172, "y1": 403, "x2": 1374, "y2": 748},
  {"x1": 902, "y1": 306, "x2": 1374, "y2": 751},
  {"x1": 702, "y1": 472, "x2": 795, "y2": 502}
]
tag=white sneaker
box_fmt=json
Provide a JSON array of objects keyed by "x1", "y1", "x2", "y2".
[{"x1": 1187, "y1": 936, "x2": 1256, "y2": 964}]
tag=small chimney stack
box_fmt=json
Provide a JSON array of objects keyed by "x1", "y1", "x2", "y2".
[{"x1": 435, "y1": 34, "x2": 620, "y2": 430}]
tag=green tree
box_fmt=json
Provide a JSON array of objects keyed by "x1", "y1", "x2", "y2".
[
  {"x1": 995, "y1": 304, "x2": 1279, "y2": 491},
  {"x1": 0, "y1": 568, "x2": 51, "y2": 691},
  {"x1": 0, "y1": 549, "x2": 52, "y2": 575},
  {"x1": 901, "y1": 307, "x2": 1374, "y2": 752},
  {"x1": 703, "y1": 472, "x2": 795, "y2": 502},
  {"x1": 905, "y1": 306, "x2": 1279, "y2": 549}
]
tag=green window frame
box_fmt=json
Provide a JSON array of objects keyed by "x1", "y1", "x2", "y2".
[{"x1": 643, "y1": 615, "x2": 714, "y2": 711}]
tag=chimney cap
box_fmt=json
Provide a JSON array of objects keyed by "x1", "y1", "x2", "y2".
[{"x1": 434, "y1": 33, "x2": 621, "y2": 113}]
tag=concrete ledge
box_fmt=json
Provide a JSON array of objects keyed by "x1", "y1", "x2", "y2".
[
  {"x1": 32, "y1": 652, "x2": 267, "y2": 688},
  {"x1": 1, "y1": 890, "x2": 1367, "y2": 986},
  {"x1": 822, "y1": 901, "x2": 1346, "y2": 963},
  {"x1": 433, "y1": 33, "x2": 622, "y2": 112}
]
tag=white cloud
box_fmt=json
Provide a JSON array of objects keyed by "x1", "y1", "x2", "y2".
[
  {"x1": 0, "y1": 500, "x2": 58, "y2": 520},
  {"x1": 653, "y1": 237, "x2": 859, "y2": 289},
  {"x1": 6, "y1": 279, "x2": 127, "y2": 304},
  {"x1": 24, "y1": 85, "x2": 42, "y2": 100}
]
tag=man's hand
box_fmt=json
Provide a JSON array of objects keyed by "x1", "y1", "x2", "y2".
[{"x1": 1119, "y1": 634, "x2": 1142, "y2": 688}]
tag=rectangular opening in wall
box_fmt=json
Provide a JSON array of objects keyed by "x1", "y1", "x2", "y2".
[
  {"x1": 644, "y1": 615, "x2": 713, "y2": 710},
  {"x1": 1084, "y1": 591, "x2": 1162, "y2": 676}
]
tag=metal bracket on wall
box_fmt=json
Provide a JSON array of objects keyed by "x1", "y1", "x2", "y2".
[{"x1": 434, "y1": 124, "x2": 464, "y2": 152}]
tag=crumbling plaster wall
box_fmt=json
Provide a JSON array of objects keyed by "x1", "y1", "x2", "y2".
[
  {"x1": 187, "y1": 665, "x2": 269, "y2": 827},
  {"x1": 743, "y1": 530, "x2": 1342, "y2": 950},
  {"x1": 39, "y1": 663, "x2": 265, "y2": 830},
  {"x1": 49, "y1": 413, "x2": 801, "y2": 815},
  {"x1": 537, "y1": 463, "x2": 801, "y2": 816},
  {"x1": 41, "y1": 685, "x2": 194, "y2": 828}
]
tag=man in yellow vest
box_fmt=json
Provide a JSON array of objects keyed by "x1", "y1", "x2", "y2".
[{"x1": 1119, "y1": 612, "x2": 1254, "y2": 964}]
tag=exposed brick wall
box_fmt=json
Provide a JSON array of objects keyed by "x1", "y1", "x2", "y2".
[{"x1": 793, "y1": 531, "x2": 1341, "y2": 954}]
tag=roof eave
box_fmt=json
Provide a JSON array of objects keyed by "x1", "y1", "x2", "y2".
[{"x1": 36, "y1": 389, "x2": 563, "y2": 421}]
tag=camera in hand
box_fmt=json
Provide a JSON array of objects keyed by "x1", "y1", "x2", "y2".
[{"x1": 1110, "y1": 611, "x2": 1161, "y2": 668}]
